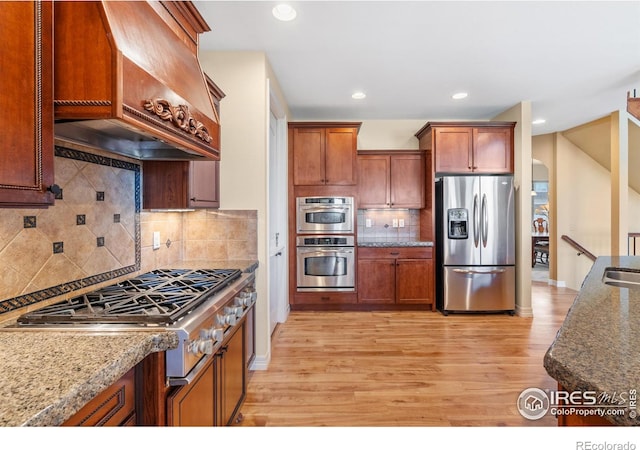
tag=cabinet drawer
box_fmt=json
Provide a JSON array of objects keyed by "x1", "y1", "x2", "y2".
[
  {"x1": 358, "y1": 247, "x2": 432, "y2": 260},
  {"x1": 63, "y1": 368, "x2": 135, "y2": 426},
  {"x1": 292, "y1": 292, "x2": 357, "y2": 305}
]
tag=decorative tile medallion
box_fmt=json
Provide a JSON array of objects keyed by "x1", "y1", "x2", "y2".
[
  {"x1": 96, "y1": 191, "x2": 105, "y2": 201},
  {"x1": 76, "y1": 214, "x2": 86, "y2": 226},
  {"x1": 114, "y1": 214, "x2": 120, "y2": 223},
  {"x1": 97, "y1": 237, "x2": 105, "y2": 247},
  {"x1": 23, "y1": 216, "x2": 37, "y2": 228},
  {"x1": 53, "y1": 242, "x2": 64, "y2": 254}
]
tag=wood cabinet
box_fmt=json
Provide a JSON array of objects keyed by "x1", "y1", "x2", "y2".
[
  {"x1": 415, "y1": 122, "x2": 515, "y2": 174},
  {"x1": 216, "y1": 321, "x2": 247, "y2": 426},
  {"x1": 358, "y1": 247, "x2": 434, "y2": 307},
  {"x1": 143, "y1": 160, "x2": 219, "y2": 209},
  {"x1": 357, "y1": 151, "x2": 425, "y2": 209},
  {"x1": 0, "y1": 1, "x2": 56, "y2": 207},
  {"x1": 63, "y1": 368, "x2": 136, "y2": 426},
  {"x1": 167, "y1": 358, "x2": 215, "y2": 426},
  {"x1": 166, "y1": 317, "x2": 248, "y2": 426},
  {"x1": 289, "y1": 122, "x2": 361, "y2": 186}
]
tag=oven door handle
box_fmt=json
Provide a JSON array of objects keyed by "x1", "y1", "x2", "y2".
[
  {"x1": 299, "y1": 249, "x2": 354, "y2": 254},
  {"x1": 167, "y1": 352, "x2": 216, "y2": 387}
]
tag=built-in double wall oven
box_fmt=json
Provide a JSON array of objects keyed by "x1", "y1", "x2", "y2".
[{"x1": 296, "y1": 196, "x2": 355, "y2": 292}]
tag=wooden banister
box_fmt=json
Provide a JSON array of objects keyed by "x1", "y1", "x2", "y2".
[
  {"x1": 561, "y1": 235, "x2": 597, "y2": 261},
  {"x1": 628, "y1": 232, "x2": 640, "y2": 255}
]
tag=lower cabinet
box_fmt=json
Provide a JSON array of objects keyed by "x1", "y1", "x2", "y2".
[
  {"x1": 63, "y1": 368, "x2": 136, "y2": 426},
  {"x1": 167, "y1": 359, "x2": 215, "y2": 426},
  {"x1": 167, "y1": 319, "x2": 247, "y2": 427},
  {"x1": 217, "y1": 321, "x2": 246, "y2": 426},
  {"x1": 357, "y1": 247, "x2": 434, "y2": 308}
]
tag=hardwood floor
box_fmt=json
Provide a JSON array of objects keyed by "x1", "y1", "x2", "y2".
[{"x1": 239, "y1": 282, "x2": 577, "y2": 427}]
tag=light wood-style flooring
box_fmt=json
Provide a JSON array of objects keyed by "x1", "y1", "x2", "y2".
[{"x1": 239, "y1": 282, "x2": 577, "y2": 426}]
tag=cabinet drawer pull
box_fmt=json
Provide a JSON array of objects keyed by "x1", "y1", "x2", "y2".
[{"x1": 390, "y1": 252, "x2": 400, "y2": 256}]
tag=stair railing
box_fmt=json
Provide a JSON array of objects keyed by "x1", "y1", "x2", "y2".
[
  {"x1": 561, "y1": 235, "x2": 597, "y2": 261},
  {"x1": 628, "y1": 233, "x2": 640, "y2": 255}
]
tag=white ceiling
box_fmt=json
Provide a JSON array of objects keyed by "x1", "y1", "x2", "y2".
[{"x1": 194, "y1": 1, "x2": 640, "y2": 136}]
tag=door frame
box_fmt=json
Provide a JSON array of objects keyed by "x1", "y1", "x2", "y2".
[{"x1": 267, "y1": 79, "x2": 289, "y2": 329}]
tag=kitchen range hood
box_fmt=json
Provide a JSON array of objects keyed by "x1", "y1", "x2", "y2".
[{"x1": 53, "y1": 1, "x2": 222, "y2": 160}]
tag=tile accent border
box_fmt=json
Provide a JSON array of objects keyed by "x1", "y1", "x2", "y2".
[{"x1": 0, "y1": 146, "x2": 141, "y2": 315}]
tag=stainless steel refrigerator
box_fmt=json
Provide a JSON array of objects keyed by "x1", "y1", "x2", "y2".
[{"x1": 435, "y1": 175, "x2": 515, "y2": 315}]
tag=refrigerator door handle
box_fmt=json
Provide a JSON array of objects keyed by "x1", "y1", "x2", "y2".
[
  {"x1": 473, "y1": 194, "x2": 479, "y2": 247},
  {"x1": 452, "y1": 268, "x2": 507, "y2": 275},
  {"x1": 481, "y1": 193, "x2": 488, "y2": 248}
]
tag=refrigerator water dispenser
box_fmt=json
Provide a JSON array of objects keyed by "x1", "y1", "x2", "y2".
[{"x1": 448, "y1": 208, "x2": 468, "y2": 239}]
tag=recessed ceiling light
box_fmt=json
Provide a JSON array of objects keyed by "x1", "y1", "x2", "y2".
[
  {"x1": 532, "y1": 118, "x2": 546, "y2": 125},
  {"x1": 452, "y1": 92, "x2": 468, "y2": 100},
  {"x1": 272, "y1": 4, "x2": 297, "y2": 21},
  {"x1": 352, "y1": 91, "x2": 366, "y2": 100}
]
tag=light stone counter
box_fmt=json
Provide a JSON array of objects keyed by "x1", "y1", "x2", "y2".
[
  {"x1": 357, "y1": 241, "x2": 434, "y2": 248},
  {"x1": 0, "y1": 330, "x2": 177, "y2": 426},
  {"x1": 544, "y1": 256, "x2": 640, "y2": 426}
]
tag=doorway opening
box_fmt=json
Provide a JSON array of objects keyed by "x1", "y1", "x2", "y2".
[{"x1": 532, "y1": 159, "x2": 549, "y2": 283}]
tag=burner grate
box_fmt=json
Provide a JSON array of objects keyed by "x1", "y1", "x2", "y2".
[{"x1": 17, "y1": 268, "x2": 242, "y2": 325}]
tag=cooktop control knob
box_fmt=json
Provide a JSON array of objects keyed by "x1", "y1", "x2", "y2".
[
  {"x1": 215, "y1": 313, "x2": 226, "y2": 328},
  {"x1": 223, "y1": 307, "x2": 238, "y2": 326},
  {"x1": 187, "y1": 338, "x2": 213, "y2": 355},
  {"x1": 200, "y1": 327, "x2": 225, "y2": 343}
]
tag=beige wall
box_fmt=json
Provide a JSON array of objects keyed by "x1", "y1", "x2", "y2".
[
  {"x1": 493, "y1": 102, "x2": 533, "y2": 317},
  {"x1": 199, "y1": 51, "x2": 290, "y2": 369}
]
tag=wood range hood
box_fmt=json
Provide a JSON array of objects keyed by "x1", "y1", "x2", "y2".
[{"x1": 53, "y1": 1, "x2": 222, "y2": 161}]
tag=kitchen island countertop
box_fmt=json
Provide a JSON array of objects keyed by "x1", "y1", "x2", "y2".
[
  {"x1": 0, "y1": 258, "x2": 259, "y2": 427},
  {"x1": 544, "y1": 255, "x2": 640, "y2": 426},
  {"x1": 357, "y1": 241, "x2": 434, "y2": 248},
  {"x1": 0, "y1": 330, "x2": 178, "y2": 426}
]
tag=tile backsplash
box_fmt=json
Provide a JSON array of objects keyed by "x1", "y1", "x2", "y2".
[
  {"x1": 0, "y1": 141, "x2": 257, "y2": 321},
  {"x1": 357, "y1": 209, "x2": 420, "y2": 242}
]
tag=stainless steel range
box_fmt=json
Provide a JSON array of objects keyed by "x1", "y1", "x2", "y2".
[{"x1": 11, "y1": 268, "x2": 257, "y2": 381}]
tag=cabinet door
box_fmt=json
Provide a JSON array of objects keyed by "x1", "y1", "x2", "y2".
[
  {"x1": 396, "y1": 259, "x2": 433, "y2": 304},
  {"x1": 472, "y1": 128, "x2": 513, "y2": 173},
  {"x1": 64, "y1": 368, "x2": 136, "y2": 426},
  {"x1": 357, "y1": 258, "x2": 395, "y2": 304},
  {"x1": 0, "y1": 1, "x2": 55, "y2": 207},
  {"x1": 325, "y1": 128, "x2": 357, "y2": 185},
  {"x1": 142, "y1": 161, "x2": 189, "y2": 209},
  {"x1": 167, "y1": 359, "x2": 215, "y2": 426},
  {"x1": 357, "y1": 155, "x2": 390, "y2": 208},
  {"x1": 390, "y1": 154, "x2": 425, "y2": 208},
  {"x1": 189, "y1": 160, "x2": 220, "y2": 208},
  {"x1": 292, "y1": 127, "x2": 325, "y2": 185},
  {"x1": 218, "y1": 323, "x2": 246, "y2": 426},
  {"x1": 433, "y1": 127, "x2": 473, "y2": 173}
]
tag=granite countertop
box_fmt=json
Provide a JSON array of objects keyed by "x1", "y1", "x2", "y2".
[
  {"x1": 0, "y1": 258, "x2": 259, "y2": 427},
  {"x1": 0, "y1": 330, "x2": 177, "y2": 426},
  {"x1": 544, "y1": 256, "x2": 640, "y2": 426},
  {"x1": 357, "y1": 241, "x2": 434, "y2": 248}
]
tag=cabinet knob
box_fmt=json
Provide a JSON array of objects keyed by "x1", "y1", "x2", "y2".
[{"x1": 47, "y1": 184, "x2": 62, "y2": 196}]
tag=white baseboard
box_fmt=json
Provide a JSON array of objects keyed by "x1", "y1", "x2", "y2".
[
  {"x1": 548, "y1": 278, "x2": 566, "y2": 287},
  {"x1": 515, "y1": 304, "x2": 533, "y2": 318},
  {"x1": 249, "y1": 352, "x2": 271, "y2": 371}
]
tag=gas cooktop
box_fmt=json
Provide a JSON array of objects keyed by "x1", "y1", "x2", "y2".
[{"x1": 17, "y1": 268, "x2": 242, "y2": 326}]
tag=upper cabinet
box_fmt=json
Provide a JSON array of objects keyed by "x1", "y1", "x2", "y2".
[
  {"x1": 0, "y1": 1, "x2": 56, "y2": 207},
  {"x1": 143, "y1": 160, "x2": 219, "y2": 210},
  {"x1": 289, "y1": 123, "x2": 361, "y2": 186},
  {"x1": 415, "y1": 122, "x2": 515, "y2": 174},
  {"x1": 357, "y1": 151, "x2": 425, "y2": 209}
]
